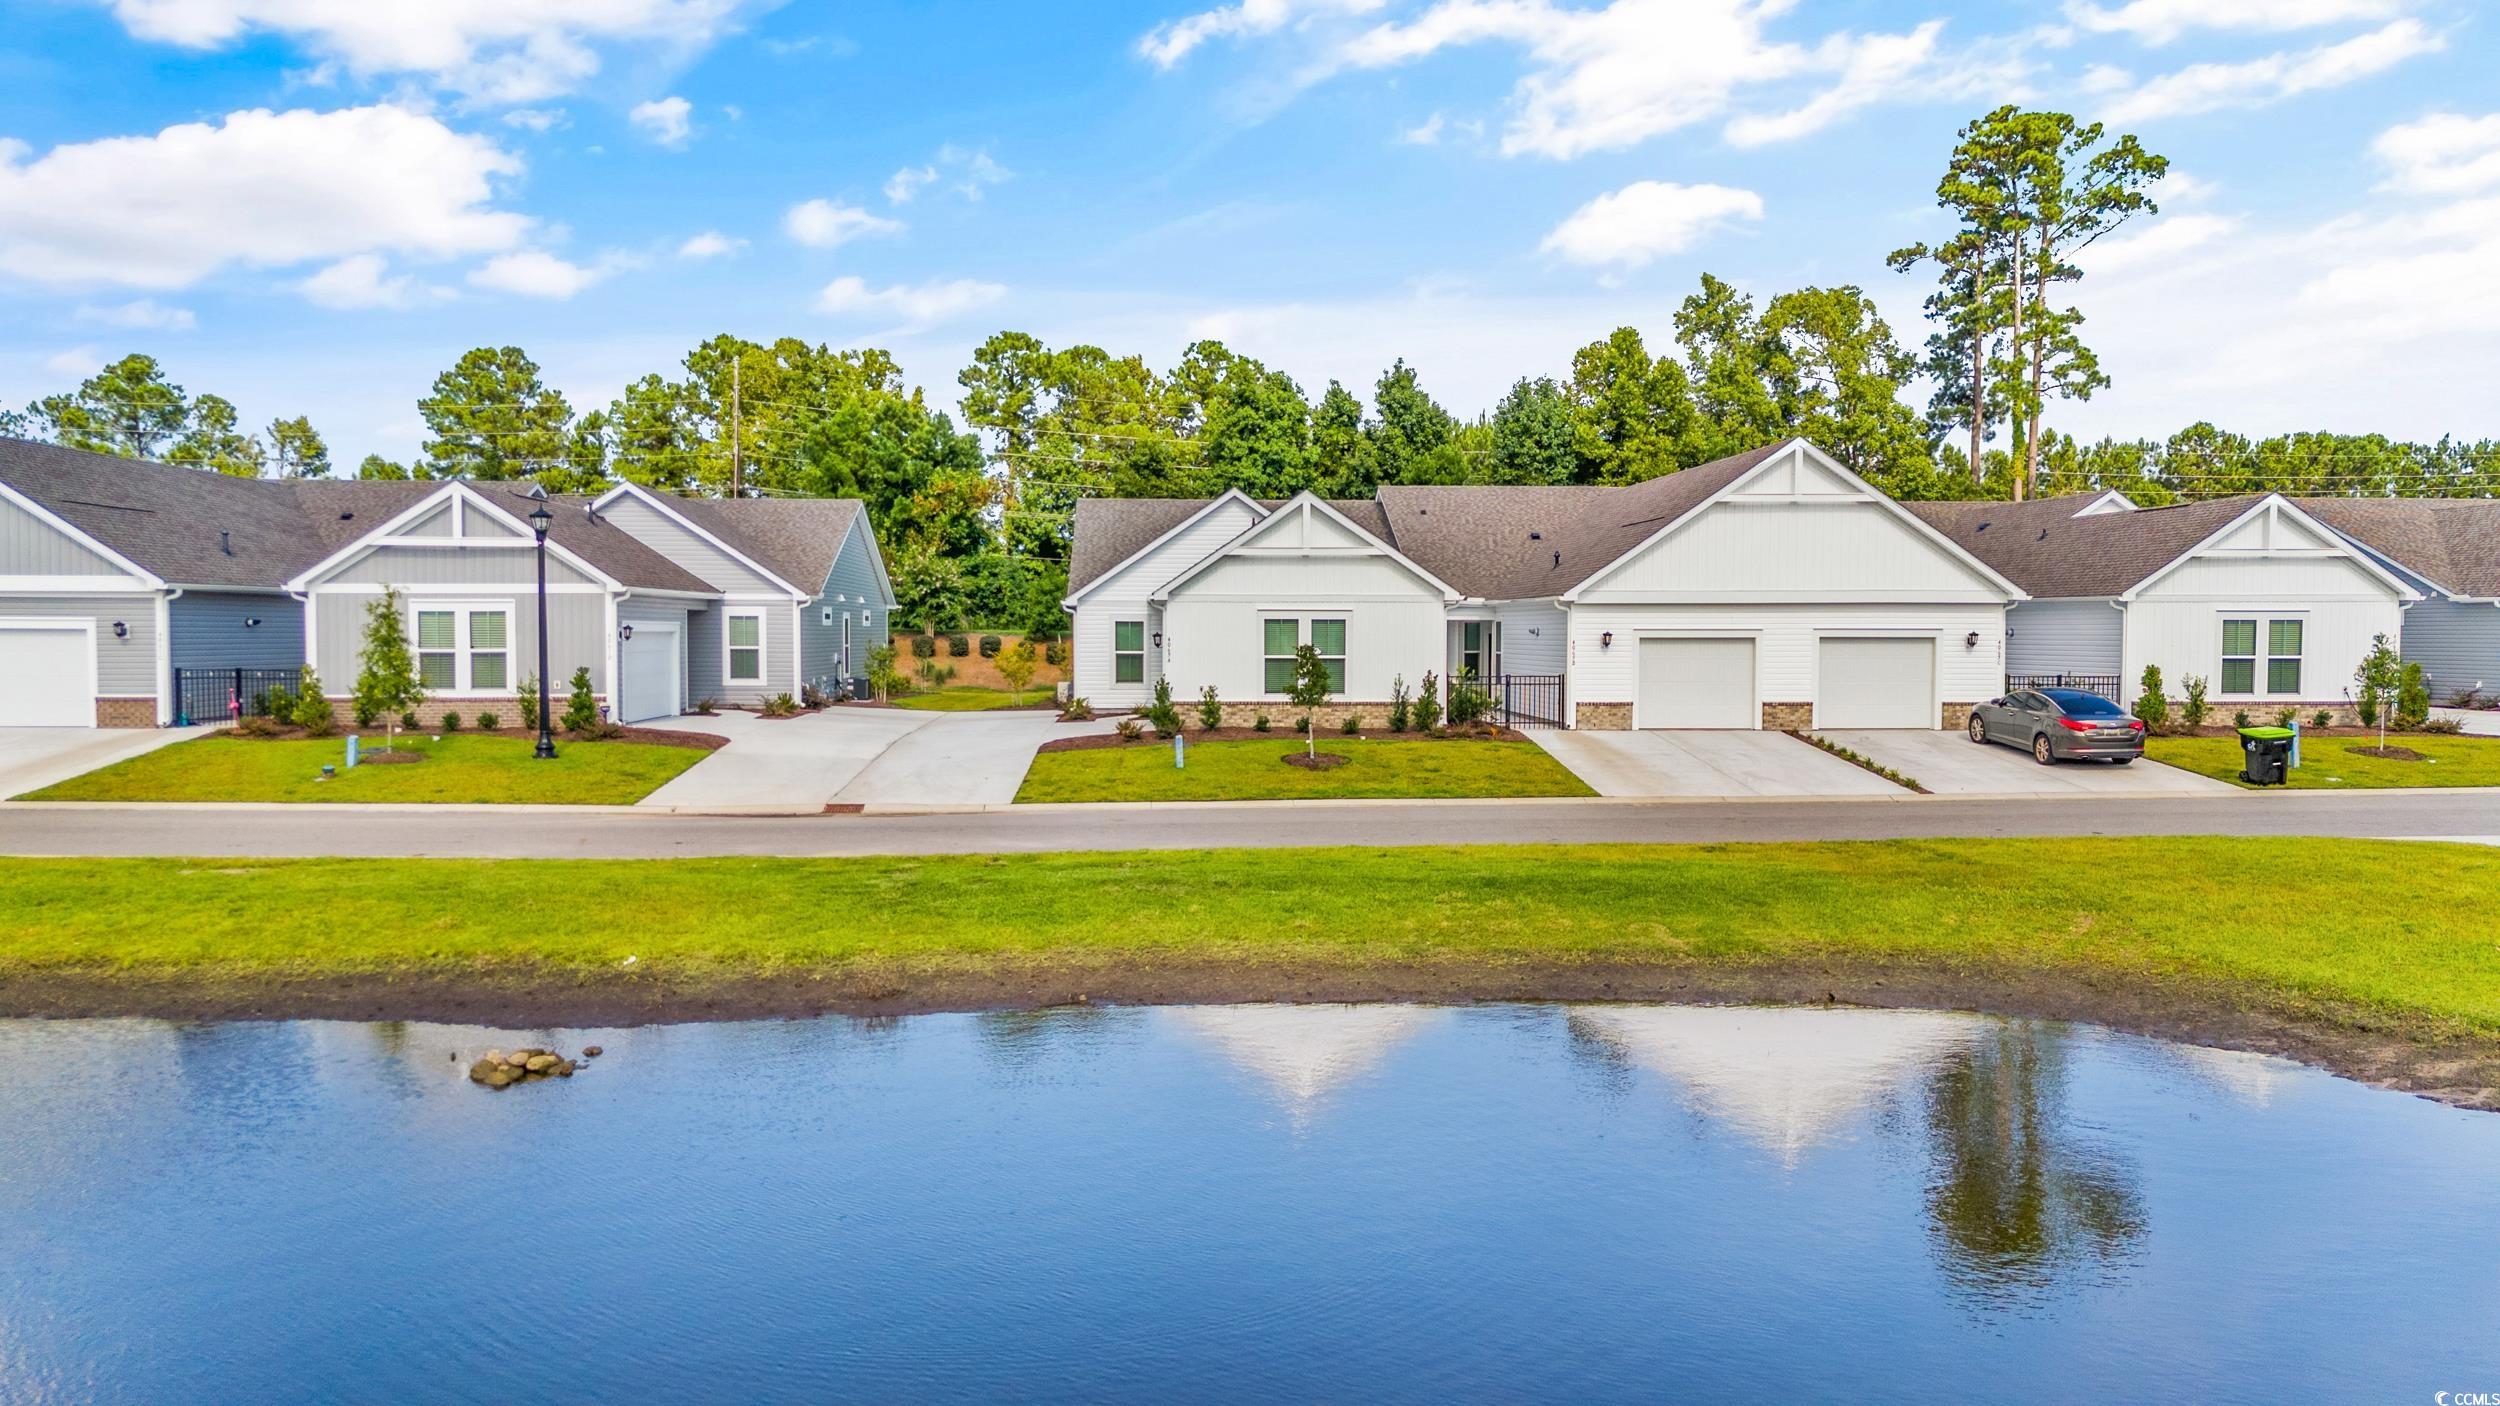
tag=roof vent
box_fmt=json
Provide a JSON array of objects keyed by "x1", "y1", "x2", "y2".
[
  {"x1": 219, "y1": 530, "x2": 232, "y2": 556},
  {"x1": 2037, "y1": 529, "x2": 2049, "y2": 541},
  {"x1": 1552, "y1": 550, "x2": 1561, "y2": 568},
  {"x1": 1528, "y1": 531, "x2": 1542, "y2": 540},
  {"x1": 339, "y1": 511, "x2": 354, "y2": 521}
]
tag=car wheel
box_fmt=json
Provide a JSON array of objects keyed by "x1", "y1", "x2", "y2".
[
  {"x1": 2033, "y1": 733, "x2": 2055, "y2": 765},
  {"x1": 1967, "y1": 715, "x2": 1988, "y2": 745}
]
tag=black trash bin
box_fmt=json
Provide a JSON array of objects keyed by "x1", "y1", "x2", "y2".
[{"x1": 2238, "y1": 726, "x2": 2294, "y2": 785}]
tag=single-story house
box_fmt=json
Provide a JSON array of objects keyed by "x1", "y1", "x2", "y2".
[
  {"x1": 0, "y1": 436, "x2": 891, "y2": 728},
  {"x1": 1904, "y1": 491, "x2": 2419, "y2": 716},
  {"x1": 2292, "y1": 497, "x2": 2500, "y2": 703},
  {"x1": 1064, "y1": 439, "x2": 2031, "y2": 731}
]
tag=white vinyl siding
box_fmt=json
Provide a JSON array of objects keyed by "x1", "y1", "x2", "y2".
[
  {"x1": 1573, "y1": 604, "x2": 2006, "y2": 726},
  {"x1": 1070, "y1": 497, "x2": 1264, "y2": 708}
]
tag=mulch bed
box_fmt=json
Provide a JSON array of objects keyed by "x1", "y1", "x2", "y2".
[
  {"x1": 2347, "y1": 744, "x2": 2429, "y2": 762},
  {"x1": 2163, "y1": 724, "x2": 2464, "y2": 739},
  {"x1": 356, "y1": 750, "x2": 426, "y2": 765},
  {"x1": 1281, "y1": 752, "x2": 1349, "y2": 771},
  {"x1": 1037, "y1": 723, "x2": 1526, "y2": 754},
  {"x1": 219, "y1": 722, "x2": 727, "y2": 752}
]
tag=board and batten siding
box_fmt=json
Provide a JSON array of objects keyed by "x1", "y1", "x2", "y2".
[
  {"x1": 1159, "y1": 552, "x2": 1446, "y2": 703},
  {"x1": 168, "y1": 592, "x2": 304, "y2": 671},
  {"x1": 0, "y1": 593, "x2": 159, "y2": 694},
  {"x1": 2398, "y1": 599, "x2": 2500, "y2": 699},
  {"x1": 311, "y1": 588, "x2": 611, "y2": 696},
  {"x1": 594, "y1": 496, "x2": 781, "y2": 595},
  {"x1": 1071, "y1": 498, "x2": 1263, "y2": 708},
  {"x1": 2003, "y1": 599, "x2": 2122, "y2": 681},
  {"x1": 319, "y1": 543, "x2": 598, "y2": 588},
  {"x1": 2122, "y1": 532, "x2": 2405, "y2": 705},
  {"x1": 1565, "y1": 602, "x2": 2007, "y2": 727},
  {"x1": 0, "y1": 494, "x2": 130, "y2": 576}
]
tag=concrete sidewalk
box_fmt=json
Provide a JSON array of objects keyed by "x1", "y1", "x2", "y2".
[
  {"x1": 0, "y1": 725, "x2": 211, "y2": 799},
  {"x1": 637, "y1": 706, "x2": 1117, "y2": 810},
  {"x1": 1529, "y1": 729, "x2": 1904, "y2": 797}
]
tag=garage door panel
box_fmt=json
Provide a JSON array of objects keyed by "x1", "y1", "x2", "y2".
[
  {"x1": 0, "y1": 624, "x2": 93, "y2": 727},
  {"x1": 1637, "y1": 637, "x2": 1755, "y2": 729},
  {"x1": 1817, "y1": 637, "x2": 1934, "y2": 730},
  {"x1": 619, "y1": 628, "x2": 682, "y2": 723}
]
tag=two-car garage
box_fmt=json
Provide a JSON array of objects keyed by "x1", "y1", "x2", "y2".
[{"x1": 1628, "y1": 630, "x2": 1946, "y2": 730}]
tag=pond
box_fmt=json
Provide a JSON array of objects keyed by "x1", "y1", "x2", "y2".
[{"x1": 2, "y1": 1005, "x2": 2493, "y2": 1402}]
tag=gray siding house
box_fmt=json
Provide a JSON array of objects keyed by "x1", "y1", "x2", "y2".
[
  {"x1": 2296, "y1": 497, "x2": 2500, "y2": 702},
  {"x1": 0, "y1": 437, "x2": 893, "y2": 728}
]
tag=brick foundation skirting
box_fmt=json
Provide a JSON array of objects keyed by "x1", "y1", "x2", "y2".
[
  {"x1": 1940, "y1": 702, "x2": 1976, "y2": 729},
  {"x1": 95, "y1": 697, "x2": 157, "y2": 728},
  {"x1": 316, "y1": 695, "x2": 601, "y2": 730},
  {"x1": 1574, "y1": 702, "x2": 1633, "y2": 730},
  {"x1": 1760, "y1": 701, "x2": 1812, "y2": 730},
  {"x1": 1210, "y1": 701, "x2": 1389, "y2": 731}
]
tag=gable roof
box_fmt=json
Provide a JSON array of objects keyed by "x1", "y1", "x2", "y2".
[
  {"x1": 2293, "y1": 496, "x2": 2500, "y2": 599},
  {"x1": 1064, "y1": 492, "x2": 1389, "y2": 598},
  {"x1": 1901, "y1": 493, "x2": 2266, "y2": 598},
  {"x1": 1151, "y1": 492, "x2": 1459, "y2": 602},
  {"x1": 661, "y1": 495, "x2": 863, "y2": 593}
]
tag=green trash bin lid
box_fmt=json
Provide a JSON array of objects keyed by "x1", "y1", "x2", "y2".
[{"x1": 2237, "y1": 726, "x2": 2296, "y2": 739}]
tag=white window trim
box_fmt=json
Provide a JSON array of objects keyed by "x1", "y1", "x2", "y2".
[
  {"x1": 2217, "y1": 613, "x2": 2307, "y2": 698},
  {"x1": 410, "y1": 600, "x2": 515, "y2": 695},
  {"x1": 1112, "y1": 618, "x2": 1147, "y2": 686},
  {"x1": 725, "y1": 607, "x2": 769, "y2": 686},
  {"x1": 1260, "y1": 616, "x2": 1347, "y2": 697}
]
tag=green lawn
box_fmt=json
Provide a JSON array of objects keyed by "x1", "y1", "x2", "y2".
[
  {"x1": 890, "y1": 686, "x2": 1051, "y2": 712},
  {"x1": 3, "y1": 839, "x2": 2498, "y2": 1041},
  {"x1": 2148, "y1": 734, "x2": 2500, "y2": 788},
  {"x1": 23, "y1": 732, "x2": 707, "y2": 805},
  {"x1": 1016, "y1": 737, "x2": 1596, "y2": 802}
]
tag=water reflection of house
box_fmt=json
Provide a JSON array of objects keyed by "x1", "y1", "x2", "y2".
[
  {"x1": 2170, "y1": 1043, "x2": 2300, "y2": 1108},
  {"x1": 1569, "y1": 1005, "x2": 1986, "y2": 1164},
  {"x1": 1167, "y1": 1005, "x2": 1442, "y2": 1112}
]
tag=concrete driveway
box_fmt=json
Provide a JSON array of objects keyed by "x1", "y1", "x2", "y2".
[
  {"x1": 0, "y1": 725, "x2": 210, "y2": 799},
  {"x1": 2436, "y1": 707, "x2": 2500, "y2": 737},
  {"x1": 638, "y1": 707, "x2": 1113, "y2": 810},
  {"x1": 1813, "y1": 728, "x2": 2234, "y2": 797},
  {"x1": 1529, "y1": 729, "x2": 1908, "y2": 798}
]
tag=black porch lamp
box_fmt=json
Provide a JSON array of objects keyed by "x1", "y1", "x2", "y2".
[{"x1": 528, "y1": 498, "x2": 558, "y2": 760}]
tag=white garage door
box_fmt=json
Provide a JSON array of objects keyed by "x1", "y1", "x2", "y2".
[
  {"x1": 0, "y1": 622, "x2": 93, "y2": 727},
  {"x1": 618, "y1": 626, "x2": 682, "y2": 724},
  {"x1": 1817, "y1": 637, "x2": 1935, "y2": 730},
  {"x1": 1637, "y1": 637, "x2": 1756, "y2": 729}
]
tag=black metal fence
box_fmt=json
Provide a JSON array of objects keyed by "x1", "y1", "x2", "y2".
[
  {"x1": 173, "y1": 667, "x2": 303, "y2": 725},
  {"x1": 1451, "y1": 672, "x2": 1565, "y2": 729},
  {"x1": 2006, "y1": 672, "x2": 2123, "y2": 701}
]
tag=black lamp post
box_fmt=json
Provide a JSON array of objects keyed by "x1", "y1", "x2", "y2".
[{"x1": 529, "y1": 500, "x2": 557, "y2": 760}]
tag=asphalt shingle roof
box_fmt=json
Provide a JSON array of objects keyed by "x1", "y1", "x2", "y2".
[
  {"x1": 1901, "y1": 493, "x2": 2264, "y2": 598},
  {"x1": 2293, "y1": 496, "x2": 2500, "y2": 599},
  {"x1": 659, "y1": 494, "x2": 863, "y2": 592}
]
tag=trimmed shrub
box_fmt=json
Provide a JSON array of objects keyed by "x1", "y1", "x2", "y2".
[
  {"x1": 1388, "y1": 675, "x2": 1411, "y2": 732},
  {"x1": 476, "y1": 711, "x2": 502, "y2": 732},
  {"x1": 1114, "y1": 717, "x2": 1146, "y2": 741},
  {"x1": 2232, "y1": 710, "x2": 2253, "y2": 729},
  {"x1": 1253, "y1": 713, "x2": 1271, "y2": 732},
  {"x1": 561, "y1": 667, "x2": 599, "y2": 734},
  {"x1": 2131, "y1": 665, "x2": 2169, "y2": 730},
  {"x1": 1447, "y1": 673, "x2": 1490, "y2": 726},
  {"x1": 290, "y1": 665, "x2": 335, "y2": 736},
  {"x1": 517, "y1": 675, "x2": 541, "y2": 732},
  {"x1": 2179, "y1": 674, "x2": 2209, "y2": 732},
  {"x1": 2396, "y1": 661, "x2": 2431, "y2": 730},
  {"x1": 1412, "y1": 671, "x2": 1442, "y2": 732},
  {"x1": 399, "y1": 709, "x2": 422, "y2": 733},
  {"x1": 947, "y1": 633, "x2": 969, "y2": 657},
  {"x1": 1340, "y1": 713, "x2": 1360, "y2": 735},
  {"x1": 439, "y1": 711, "x2": 463, "y2": 732},
  {"x1": 234, "y1": 714, "x2": 284, "y2": 738},
  {"x1": 978, "y1": 634, "x2": 1003, "y2": 658},
  {"x1": 2312, "y1": 710, "x2": 2333, "y2": 729},
  {"x1": 800, "y1": 682, "x2": 830, "y2": 710},
  {"x1": 1292, "y1": 716, "x2": 1310, "y2": 734},
  {"x1": 1044, "y1": 641, "x2": 1068, "y2": 667},
  {"x1": 760, "y1": 693, "x2": 800, "y2": 719},
  {"x1": 1145, "y1": 677, "x2": 1183, "y2": 737},
  {"x1": 1058, "y1": 695, "x2": 1094, "y2": 722},
  {"x1": 1197, "y1": 685, "x2": 1223, "y2": 731},
  {"x1": 910, "y1": 634, "x2": 937, "y2": 659},
  {"x1": 2274, "y1": 707, "x2": 2298, "y2": 728}
]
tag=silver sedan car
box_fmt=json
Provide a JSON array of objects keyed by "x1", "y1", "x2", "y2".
[{"x1": 1968, "y1": 687, "x2": 2147, "y2": 765}]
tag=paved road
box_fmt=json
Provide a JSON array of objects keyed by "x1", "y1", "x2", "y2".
[{"x1": 6, "y1": 790, "x2": 2499, "y2": 859}]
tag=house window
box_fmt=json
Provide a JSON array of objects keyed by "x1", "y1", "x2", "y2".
[
  {"x1": 1114, "y1": 620, "x2": 1146, "y2": 684},
  {"x1": 2267, "y1": 619, "x2": 2303, "y2": 695},
  {"x1": 414, "y1": 605, "x2": 509, "y2": 692},
  {"x1": 2221, "y1": 619, "x2": 2257, "y2": 694},
  {"x1": 1262, "y1": 619, "x2": 1346, "y2": 693},
  {"x1": 821, "y1": 606, "x2": 834, "y2": 627},
  {"x1": 727, "y1": 611, "x2": 764, "y2": 684},
  {"x1": 1459, "y1": 621, "x2": 1498, "y2": 679},
  {"x1": 1263, "y1": 618, "x2": 1298, "y2": 693}
]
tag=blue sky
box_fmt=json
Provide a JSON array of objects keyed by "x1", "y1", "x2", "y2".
[{"x1": 2, "y1": 0, "x2": 2494, "y2": 467}]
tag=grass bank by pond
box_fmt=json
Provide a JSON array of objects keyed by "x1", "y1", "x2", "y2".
[
  {"x1": 1016, "y1": 737, "x2": 1595, "y2": 802},
  {"x1": 3, "y1": 838, "x2": 2496, "y2": 1104},
  {"x1": 2147, "y1": 734, "x2": 2500, "y2": 788},
  {"x1": 23, "y1": 732, "x2": 709, "y2": 805}
]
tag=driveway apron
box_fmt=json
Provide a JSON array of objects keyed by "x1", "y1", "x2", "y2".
[
  {"x1": 1529, "y1": 730, "x2": 1905, "y2": 798},
  {"x1": 1814, "y1": 729, "x2": 2233, "y2": 796}
]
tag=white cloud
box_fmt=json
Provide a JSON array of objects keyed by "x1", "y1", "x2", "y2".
[
  {"x1": 96, "y1": 0, "x2": 744, "y2": 104},
  {"x1": 2373, "y1": 112, "x2": 2500, "y2": 196},
  {"x1": 2097, "y1": 19, "x2": 2441, "y2": 123},
  {"x1": 1398, "y1": 112, "x2": 1446, "y2": 144},
  {"x1": 1252, "y1": 0, "x2": 1983, "y2": 159},
  {"x1": 2064, "y1": 0, "x2": 2400, "y2": 46},
  {"x1": 501, "y1": 107, "x2": 566, "y2": 132},
  {"x1": 675, "y1": 230, "x2": 744, "y2": 259},
  {"x1": 74, "y1": 298, "x2": 197, "y2": 330},
  {"x1": 884, "y1": 164, "x2": 937, "y2": 203},
  {"x1": 45, "y1": 345, "x2": 104, "y2": 377},
  {"x1": 467, "y1": 249, "x2": 616, "y2": 299},
  {"x1": 783, "y1": 197, "x2": 904, "y2": 248},
  {"x1": 629, "y1": 95, "x2": 693, "y2": 148},
  {"x1": 0, "y1": 104, "x2": 529, "y2": 289},
  {"x1": 1539, "y1": 181, "x2": 1762, "y2": 272},
  {"x1": 2070, "y1": 211, "x2": 2240, "y2": 274},
  {"x1": 815, "y1": 275, "x2": 1005, "y2": 328},
  {"x1": 1138, "y1": 0, "x2": 1388, "y2": 68},
  {"x1": 885, "y1": 145, "x2": 1011, "y2": 204},
  {"x1": 297, "y1": 253, "x2": 446, "y2": 309}
]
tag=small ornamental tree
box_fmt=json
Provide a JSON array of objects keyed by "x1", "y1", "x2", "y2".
[
  {"x1": 2130, "y1": 665, "x2": 2168, "y2": 731},
  {"x1": 354, "y1": 586, "x2": 426, "y2": 749},
  {"x1": 1144, "y1": 676, "x2": 1182, "y2": 737},
  {"x1": 1287, "y1": 643, "x2": 1334, "y2": 759},
  {"x1": 995, "y1": 639, "x2": 1038, "y2": 704},
  {"x1": 866, "y1": 644, "x2": 904, "y2": 702},
  {"x1": 2396, "y1": 661, "x2": 2431, "y2": 731},
  {"x1": 1388, "y1": 674, "x2": 1411, "y2": 732},
  {"x1": 290, "y1": 664, "x2": 335, "y2": 735},
  {"x1": 1413, "y1": 669, "x2": 1442, "y2": 732},
  {"x1": 1197, "y1": 684, "x2": 1222, "y2": 731},
  {"x1": 2179, "y1": 674, "x2": 2210, "y2": 731},
  {"x1": 561, "y1": 666, "x2": 599, "y2": 734},
  {"x1": 2353, "y1": 633, "x2": 2401, "y2": 749}
]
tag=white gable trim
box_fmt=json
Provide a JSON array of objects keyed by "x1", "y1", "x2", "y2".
[
  {"x1": 1561, "y1": 439, "x2": 2029, "y2": 603},
  {"x1": 1150, "y1": 491, "x2": 1461, "y2": 603},
  {"x1": 1063, "y1": 488, "x2": 1265, "y2": 608},
  {"x1": 823, "y1": 511, "x2": 898, "y2": 606},
  {"x1": 591, "y1": 480, "x2": 808, "y2": 600},
  {"x1": 2073, "y1": 489, "x2": 2139, "y2": 516},
  {"x1": 284, "y1": 482, "x2": 622, "y2": 593},
  {"x1": 0, "y1": 478, "x2": 166, "y2": 588},
  {"x1": 2121, "y1": 495, "x2": 2419, "y2": 603}
]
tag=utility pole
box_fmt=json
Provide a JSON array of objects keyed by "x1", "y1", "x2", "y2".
[{"x1": 730, "y1": 357, "x2": 742, "y2": 498}]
